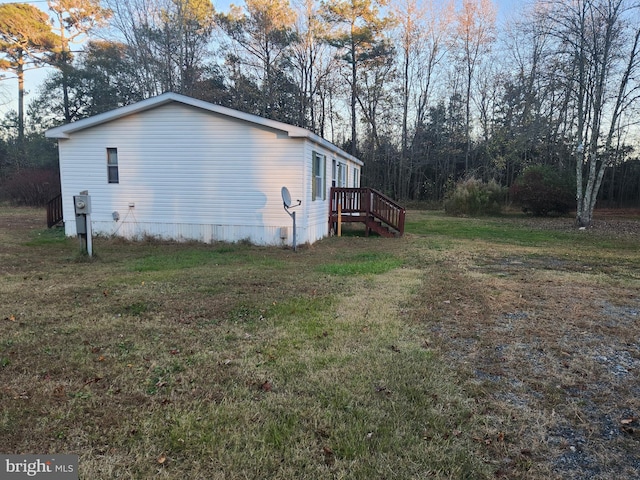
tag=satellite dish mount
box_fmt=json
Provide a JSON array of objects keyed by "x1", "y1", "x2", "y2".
[{"x1": 281, "y1": 186, "x2": 301, "y2": 251}]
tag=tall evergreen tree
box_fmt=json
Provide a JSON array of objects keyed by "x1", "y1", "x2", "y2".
[
  {"x1": 0, "y1": 3, "x2": 59, "y2": 145},
  {"x1": 47, "y1": 0, "x2": 112, "y2": 123},
  {"x1": 322, "y1": 0, "x2": 391, "y2": 156}
]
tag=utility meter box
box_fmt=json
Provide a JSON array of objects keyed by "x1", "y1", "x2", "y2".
[
  {"x1": 74, "y1": 195, "x2": 91, "y2": 215},
  {"x1": 75, "y1": 215, "x2": 87, "y2": 234},
  {"x1": 72, "y1": 191, "x2": 93, "y2": 256}
]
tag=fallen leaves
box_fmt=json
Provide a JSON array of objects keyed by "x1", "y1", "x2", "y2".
[
  {"x1": 259, "y1": 380, "x2": 272, "y2": 392},
  {"x1": 322, "y1": 446, "x2": 334, "y2": 466},
  {"x1": 83, "y1": 376, "x2": 103, "y2": 386},
  {"x1": 620, "y1": 417, "x2": 639, "y2": 438}
]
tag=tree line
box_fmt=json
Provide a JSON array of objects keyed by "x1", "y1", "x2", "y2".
[{"x1": 1, "y1": 0, "x2": 639, "y2": 225}]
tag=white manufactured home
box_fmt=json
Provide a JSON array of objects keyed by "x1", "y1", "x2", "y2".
[{"x1": 46, "y1": 92, "x2": 363, "y2": 246}]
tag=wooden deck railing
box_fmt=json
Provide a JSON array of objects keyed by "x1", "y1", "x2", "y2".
[
  {"x1": 47, "y1": 193, "x2": 63, "y2": 228},
  {"x1": 329, "y1": 187, "x2": 405, "y2": 237}
]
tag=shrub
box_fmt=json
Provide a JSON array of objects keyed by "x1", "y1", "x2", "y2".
[
  {"x1": 1, "y1": 168, "x2": 61, "y2": 206},
  {"x1": 510, "y1": 165, "x2": 575, "y2": 216},
  {"x1": 444, "y1": 178, "x2": 505, "y2": 216}
]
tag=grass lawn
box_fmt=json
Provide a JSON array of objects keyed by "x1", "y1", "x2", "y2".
[{"x1": 1, "y1": 207, "x2": 639, "y2": 479}]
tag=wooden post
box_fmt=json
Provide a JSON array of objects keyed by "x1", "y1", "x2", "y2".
[{"x1": 337, "y1": 203, "x2": 342, "y2": 237}]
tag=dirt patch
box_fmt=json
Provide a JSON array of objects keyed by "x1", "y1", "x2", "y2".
[
  {"x1": 414, "y1": 229, "x2": 640, "y2": 479},
  {"x1": 511, "y1": 209, "x2": 640, "y2": 239}
]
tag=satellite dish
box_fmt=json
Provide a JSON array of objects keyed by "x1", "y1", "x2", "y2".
[
  {"x1": 281, "y1": 186, "x2": 292, "y2": 208},
  {"x1": 281, "y1": 186, "x2": 301, "y2": 251}
]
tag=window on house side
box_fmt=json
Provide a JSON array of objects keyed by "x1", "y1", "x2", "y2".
[
  {"x1": 335, "y1": 162, "x2": 348, "y2": 187},
  {"x1": 107, "y1": 148, "x2": 119, "y2": 184},
  {"x1": 312, "y1": 151, "x2": 326, "y2": 201},
  {"x1": 332, "y1": 159, "x2": 337, "y2": 187}
]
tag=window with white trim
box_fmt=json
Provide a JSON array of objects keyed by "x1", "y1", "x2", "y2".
[
  {"x1": 312, "y1": 151, "x2": 326, "y2": 201},
  {"x1": 337, "y1": 162, "x2": 347, "y2": 187},
  {"x1": 331, "y1": 159, "x2": 337, "y2": 187},
  {"x1": 107, "y1": 148, "x2": 119, "y2": 184}
]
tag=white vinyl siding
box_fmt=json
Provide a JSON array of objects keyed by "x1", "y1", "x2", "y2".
[
  {"x1": 58, "y1": 104, "x2": 303, "y2": 244},
  {"x1": 52, "y1": 98, "x2": 363, "y2": 246}
]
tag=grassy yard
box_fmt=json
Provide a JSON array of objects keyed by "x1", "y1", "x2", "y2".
[{"x1": 1, "y1": 207, "x2": 639, "y2": 479}]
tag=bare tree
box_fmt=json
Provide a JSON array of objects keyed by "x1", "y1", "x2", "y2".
[
  {"x1": 289, "y1": 0, "x2": 338, "y2": 133},
  {"x1": 218, "y1": 0, "x2": 296, "y2": 118},
  {"x1": 499, "y1": 8, "x2": 555, "y2": 171},
  {"x1": 452, "y1": 0, "x2": 497, "y2": 174},
  {"x1": 539, "y1": 0, "x2": 640, "y2": 226},
  {"x1": 106, "y1": 0, "x2": 215, "y2": 97},
  {"x1": 392, "y1": 0, "x2": 453, "y2": 198},
  {"x1": 105, "y1": 0, "x2": 157, "y2": 96}
]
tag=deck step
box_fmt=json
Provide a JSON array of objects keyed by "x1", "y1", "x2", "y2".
[{"x1": 366, "y1": 218, "x2": 397, "y2": 238}]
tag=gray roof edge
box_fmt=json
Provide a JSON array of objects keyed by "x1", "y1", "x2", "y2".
[
  {"x1": 44, "y1": 93, "x2": 362, "y2": 164},
  {"x1": 306, "y1": 133, "x2": 364, "y2": 166}
]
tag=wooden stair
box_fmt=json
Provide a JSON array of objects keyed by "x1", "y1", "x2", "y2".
[
  {"x1": 366, "y1": 216, "x2": 400, "y2": 238},
  {"x1": 329, "y1": 187, "x2": 405, "y2": 238},
  {"x1": 47, "y1": 193, "x2": 63, "y2": 228}
]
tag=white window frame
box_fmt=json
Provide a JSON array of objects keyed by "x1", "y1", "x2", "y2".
[
  {"x1": 107, "y1": 148, "x2": 119, "y2": 184},
  {"x1": 337, "y1": 162, "x2": 347, "y2": 187},
  {"x1": 331, "y1": 159, "x2": 337, "y2": 187},
  {"x1": 312, "y1": 151, "x2": 326, "y2": 201}
]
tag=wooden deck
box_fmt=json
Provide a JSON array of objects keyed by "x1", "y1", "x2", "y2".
[{"x1": 329, "y1": 187, "x2": 405, "y2": 238}]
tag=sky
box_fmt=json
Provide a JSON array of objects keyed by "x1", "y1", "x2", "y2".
[{"x1": 0, "y1": 0, "x2": 526, "y2": 117}]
